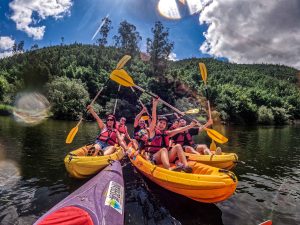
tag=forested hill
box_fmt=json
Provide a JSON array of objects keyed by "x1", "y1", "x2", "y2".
[{"x1": 0, "y1": 44, "x2": 299, "y2": 125}]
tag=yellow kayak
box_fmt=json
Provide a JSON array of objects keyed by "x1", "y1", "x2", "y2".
[
  {"x1": 64, "y1": 145, "x2": 125, "y2": 179},
  {"x1": 185, "y1": 152, "x2": 238, "y2": 170},
  {"x1": 129, "y1": 150, "x2": 238, "y2": 203}
]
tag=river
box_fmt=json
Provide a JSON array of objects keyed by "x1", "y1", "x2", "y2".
[{"x1": 0, "y1": 116, "x2": 299, "y2": 225}]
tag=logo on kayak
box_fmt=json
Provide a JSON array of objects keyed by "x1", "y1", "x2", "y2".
[{"x1": 105, "y1": 181, "x2": 124, "y2": 214}]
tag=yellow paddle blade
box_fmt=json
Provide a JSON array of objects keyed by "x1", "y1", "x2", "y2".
[
  {"x1": 110, "y1": 69, "x2": 135, "y2": 87},
  {"x1": 185, "y1": 108, "x2": 199, "y2": 114},
  {"x1": 210, "y1": 139, "x2": 217, "y2": 151},
  {"x1": 65, "y1": 126, "x2": 78, "y2": 144},
  {"x1": 141, "y1": 115, "x2": 149, "y2": 121},
  {"x1": 199, "y1": 63, "x2": 207, "y2": 85},
  {"x1": 116, "y1": 55, "x2": 131, "y2": 69},
  {"x1": 205, "y1": 128, "x2": 228, "y2": 144}
]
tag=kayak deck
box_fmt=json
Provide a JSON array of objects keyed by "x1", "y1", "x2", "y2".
[
  {"x1": 64, "y1": 145, "x2": 125, "y2": 179},
  {"x1": 129, "y1": 151, "x2": 238, "y2": 203}
]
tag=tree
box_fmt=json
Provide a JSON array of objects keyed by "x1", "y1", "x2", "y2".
[
  {"x1": 97, "y1": 17, "x2": 113, "y2": 47},
  {"x1": 46, "y1": 77, "x2": 90, "y2": 120},
  {"x1": 17, "y1": 41, "x2": 24, "y2": 52},
  {"x1": 113, "y1": 20, "x2": 141, "y2": 55},
  {"x1": 31, "y1": 44, "x2": 39, "y2": 50},
  {"x1": 147, "y1": 21, "x2": 174, "y2": 75}
]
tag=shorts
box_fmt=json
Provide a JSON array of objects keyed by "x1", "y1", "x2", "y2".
[
  {"x1": 149, "y1": 152, "x2": 157, "y2": 165},
  {"x1": 95, "y1": 140, "x2": 110, "y2": 150}
]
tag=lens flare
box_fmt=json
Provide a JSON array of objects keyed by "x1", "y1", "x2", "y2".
[{"x1": 13, "y1": 92, "x2": 51, "y2": 126}]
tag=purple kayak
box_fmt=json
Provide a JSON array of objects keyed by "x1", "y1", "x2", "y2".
[{"x1": 34, "y1": 161, "x2": 124, "y2": 225}]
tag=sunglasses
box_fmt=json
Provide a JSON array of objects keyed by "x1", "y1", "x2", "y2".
[
  {"x1": 121, "y1": 119, "x2": 126, "y2": 122},
  {"x1": 107, "y1": 118, "x2": 114, "y2": 121}
]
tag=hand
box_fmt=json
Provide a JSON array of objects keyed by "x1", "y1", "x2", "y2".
[
  {"x1": 153, "y1": 97, "x2": 159, "y2": 106},
  {"x1": 87, "y1": 105, "x2": 93, "y2": 112},
  {"x1": 190, "y1": 120, "x2": 197, "y2": 127},
  {"x1": 142, "y1": 106, "x2": 147, "y2": 113},
  {"x1": 205, "y1": 118, "x2": 213, "y2": 127}
]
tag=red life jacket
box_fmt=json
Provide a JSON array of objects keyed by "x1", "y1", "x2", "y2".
[
  {"x1": 116, "y1": 123, "x2": 127, "y2": 134},
  {"x1": 146, "y1": 129, "x2": 170, "y2": 153},
  {"x1": 173, "y1": 131, "x2": 193, "y2": 146},
  {"x1": 97, "y1": 127, "x2": 117, "y2": 146}
]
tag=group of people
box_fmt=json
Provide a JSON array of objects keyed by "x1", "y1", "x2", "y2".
[{"x1": 86, "y1": 98, "x2": 221, "y2": 173}]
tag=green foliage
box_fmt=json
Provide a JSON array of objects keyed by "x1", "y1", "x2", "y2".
[
  {"x1": 258, "y1": 106, "x2": 274, "y2": 125},
  {"x1": 97, "y1": 17, "x2": 113, "y2": 46},
  {"x1": 147, "y1": 21, "x2": 174, "y2": 75},
  {"x1": 46, "y1": 77, "x2": 89, "y2": 120},
  {"x1": 0, "y1": 37, "x2": 299, "y2": 124},
  {"x1": 0, "y1": 75, "x2": 9, "y2": 102},
  {"x1": 113, "y1": 20, "x2": 141, "y2": 56}
]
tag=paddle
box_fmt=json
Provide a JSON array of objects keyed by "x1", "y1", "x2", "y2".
[
  {"x1": 65, "y1": 83, "x2": 108, "y2": 144},
  {"x1": 130, "y1": 87, "x2": 150, "y2": 116},
  {"x1": 66, "y1": 55, "x2": 131, "y2": 144},
  {"x1": 159, "y1": 108, "x2": 200, "y2": 117},
  {"x1": 110, "y1": 69, "x2": 228, "y2": 144},
  {"x1": 113, "y1": 85, "x2": 121, "y2": 115},
  {"x1": 199, "y1": 63, "x2": 220, "y2": 149},
  {"x1": 258, "y1": 220, "x2": 272, "y2": 225},
  {"x1": 113, "y1": 55, "x2": 131, "y2": 114}
]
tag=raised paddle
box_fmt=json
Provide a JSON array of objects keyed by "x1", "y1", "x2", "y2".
[
  {"x1": 110, "y1": 69, "x2": 228, "y2": 144},
  {"x1": 66, "y1": 55, "x2": 131, "y2": 144},
  {"x1": 199, "y1": 62, "x2": 219, "y2": 149},
  {"x1": 159, "y1": 108, "x2": 200, "y2": 117},
  {"x1": 113, "y1": 55, "x2": 131, "y2": 114},
  {"x1": 199, "y1": 63, "x2": 212, "y2": 120}
]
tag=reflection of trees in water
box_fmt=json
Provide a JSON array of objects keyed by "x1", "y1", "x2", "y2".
[{"x1": 123, "y1": 161, "x2": 223, "y2": 225}]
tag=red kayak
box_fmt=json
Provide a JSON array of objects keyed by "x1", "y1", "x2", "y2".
[{"x1": 34, "y1": 161, "x2": 124, "y2": 225}]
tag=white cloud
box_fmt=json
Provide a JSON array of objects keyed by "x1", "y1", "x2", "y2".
[
  {"x1": 199, "y1": 0, "x2": 300, "y2": 69},
  {"x1": 0, "y1": 36, "x2": 15, "y2": 59},
  {"x1": 9, "y1": 0, "x2": 73, "y2": 40},
  {"x1": 168, "y1": 52, "x2": 178, "y2": 61},
  {"x1": 0, "y1": 37, "x2": 15, "y2": 50}
]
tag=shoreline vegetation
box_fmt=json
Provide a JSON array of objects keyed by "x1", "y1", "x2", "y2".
[{"x1": 0, "y1": 20, "x2": 299, "y2": 125}]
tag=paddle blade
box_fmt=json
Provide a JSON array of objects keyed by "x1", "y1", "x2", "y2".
[
  {"x1": 185, "y1": 108, "x2": 199, "y2": 114},
  {"x1": 199, "y1": 63, "x2": 207, "y2": 85},
  {"x1": 116, "y1": 55, "x2": 131, "y2": 69},
  {"x1": 66, "y1": 126, "x2": 78, "y2": 144},
  {"x1": 210, "y1": 139, "x2": 217, "y2": 151},
  {"x1": 110, "y1": 69, "x2": 135, "y2": 87},
  {"x1": 205, "y1": 128, "x2": 228, "y2": 144}
]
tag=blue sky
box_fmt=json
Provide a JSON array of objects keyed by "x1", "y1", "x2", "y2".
[
  {"x1": 1, "y1": 0, "x2": 299, "y2": 68},
  {"x1": 0, "y1": 0, "x2": 209, "y2": 60}
]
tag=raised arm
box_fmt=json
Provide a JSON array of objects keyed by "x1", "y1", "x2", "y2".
[
  {"x1": 167, "y1": 121, "x2": 197, "y2": 137},
  {"x1": 134, "y1": 107, "x2": 147, "y2": 127},
  {"x1": 149, "y1": 98, "x2": 159, "y2": 134},
  {"x1": 198, "y1": 118, "x2": 213, "y2": 132},
  {"x1": 87, "y1": 105, "x2": 105, "y2": 130}
]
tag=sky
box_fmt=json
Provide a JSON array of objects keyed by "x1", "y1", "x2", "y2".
[{"x1": 0, "y1": 0, "x2": 300, "y2": 69}]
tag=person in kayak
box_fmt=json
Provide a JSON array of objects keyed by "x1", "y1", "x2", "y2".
[
  {"x1": 145, "y1": 98, "x2": 197, "y2": 173},
  {"x1": 116, "y1": 117, "x2": 132, "y2": 147},
  {"x1": 87, "y1": 105, "x2": 123, "y2": 156},
  {"x1": 173, "y1": 118, "x2": 222, "y2": 155}
]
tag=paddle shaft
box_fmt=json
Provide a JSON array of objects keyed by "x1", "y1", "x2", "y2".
[
  {"x1": 113, "y1": 85, "x2": 121, "y2": 114},
  {"x1": 133, "y1": 85, "x2": 200, "y2": 124},
  {"x1": 130, "y1": 87, "x2": 150, "y2": 116},
  {"x1": 76, "y1": 81, "x2": 109, "y2": 127}
]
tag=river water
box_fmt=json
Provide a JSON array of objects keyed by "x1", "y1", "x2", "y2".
[{"x1": 0, "y1": 116, "x2": 299, "y2": 225}]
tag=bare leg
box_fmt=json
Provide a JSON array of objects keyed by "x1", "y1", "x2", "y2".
[
  {"x1": 184, "y1": 146, "x2": 200, "y2": 155},
  {"x1": 153, "y1": 148, "x2": 170, "y2": 169},
  {"x1": 103, "y1": 146, "x2": 116, "y2": 156},
  {"x1": 169, "y1": 144, "x2": 189, "y2": 167},
  {"x1": 196, "y1": 144, "x2": 212, "y2": 155}
]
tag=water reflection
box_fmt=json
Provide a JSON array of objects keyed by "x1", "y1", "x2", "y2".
[{"x1": 0, "y1": 116, "x2": 299, "y2": 225}]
